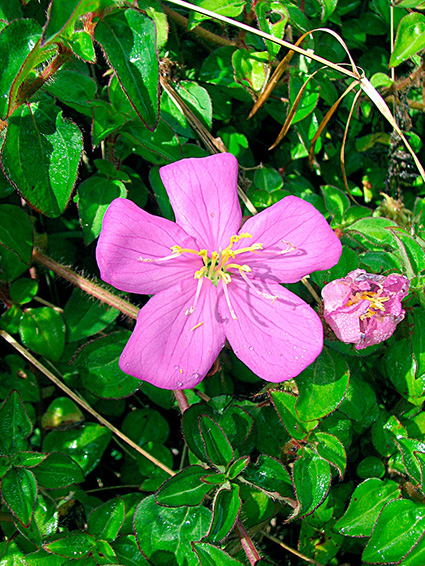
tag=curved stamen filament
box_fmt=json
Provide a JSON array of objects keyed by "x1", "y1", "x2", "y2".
[
  {"x1": 185, "y1": 274, "x2": 205, "y2": 316},
  {"x1": 221, "y1": 278, "x2": 237, "y2": 320},
  {"x1": 238, "y1": 269, "x2": 278, "y2": 302}
]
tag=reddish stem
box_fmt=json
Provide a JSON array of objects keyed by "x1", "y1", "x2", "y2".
[
  {"x1": 235, "y1": 519, "x2": 261, "y2": 565},
  {"x1": 174, "y1": 389, "x2": 190, "y2": 413}
]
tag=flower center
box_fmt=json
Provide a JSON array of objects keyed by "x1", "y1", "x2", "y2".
[{"x1": 346, "y1": 290, "x2": 389, "y2": 319}]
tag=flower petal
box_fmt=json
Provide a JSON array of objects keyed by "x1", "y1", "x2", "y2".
[
  {"x1": 159, "y1": 154, "x2": 241, "y2": 250},
  {"x1": 120, "y1": 278, "x2": 225, "y2": 389},
  {"x1": 218, "y1": 277, "x2": 323, "y2": 382},
  {"x1": 233, "y1": 196, "x2": 342, "y2": 283},
  {"x1": 96, "y1": 198, "x2": 202, "y2": 294}
]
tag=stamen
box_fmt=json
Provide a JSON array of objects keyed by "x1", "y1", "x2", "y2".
[
  {"x1": 191, "y1": 321, "x2": 204, "y2": 332},
  {"x1": 185, "y1": 276, "x2": 205, "y2": 315},
  {"x1": 208, "y1": 251, "x2": 218, "y2": 279},
  {"x1": 233, "y1": 243, "x2": 263, "y2": 256},
  {"x1": 238, "y1": 269, "x2": 278, "y2": 302},
  {"x1": 171, "y1": 245, "x2": 202, "y2": 256},
  {"x1": 138, "y1": 252, "x2": 181, "y2": 263},
  {"x1": 279, "y1": 240, "x2": 296, "y2": 254},
  {"x1": 221, "y1": 278, "x2": 237, "y2": 320}
]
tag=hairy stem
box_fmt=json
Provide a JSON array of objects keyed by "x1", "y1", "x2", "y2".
[
  {"x1": 33, "y1": 250, "x2": 140, "y2": 320},
  {"x1": 235, "y1": 519, "x2": 261, "y2": 565}
]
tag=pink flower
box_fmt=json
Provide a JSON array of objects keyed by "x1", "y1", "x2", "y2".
[
  {"x1": 322, "y1": 269, "x2": 410, "y2": 349},
  {"x1": 96, "y1": 154, "x2": 342, "y2": 389}
]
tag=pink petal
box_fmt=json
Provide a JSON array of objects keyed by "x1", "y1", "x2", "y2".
[
  {"x1": 233, "y1": 196, "x2": 342, "y2": 283},
  {"x1": 119, "y1": 278, "x2": 225, "y2": 389},
  {"x1": 324, "y1": 301, "x2": 369, "y2": 344},
  {"x1": 159, "y1": 154, "x2": 241, "y2": 251},
  {"x1": 96, "y1": 198, "x2": 202, "y2": 295},
  {"x1": 218, "y1": 277, "x2": 323, "y2": 382}
]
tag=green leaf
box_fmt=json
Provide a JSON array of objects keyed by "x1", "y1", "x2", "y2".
[
  {"x1": 339, "y1": 375, "x2": 379, "y2": 434},
  {"x1": 199, "y1": 415, "x2": 234, "y2": 468},
  {"x1": 15, "y1": 493, "x2": 59, "y2": 547},
  {"x1": 92, "y1": 539, "x2": 118, "y2": 564},
  {"x1": 68, "y1": 30, "x2": 96, "y2": 63},
  {"x1": 2, "y1": 101, "x2": 83, "y2": 218},
  {"x1": 78, "y1": 176, "x2": 127, "y2": 245},
  {"x1": 88, "y1": 497, "x2": 125, "y2": 541},
  {"x1": 232, "y1": 50, "x2": 268, "y2": 92},
  {"x1": 295, "y1": 348, "x2": 350, "y2": 422},
  {"x1": 292, "y1": 448, "x2": 331, "y2": 518},
  {"x1": 311, "y1": 432, "x2": 347, "y2": 478},
  {"x1": 113, "y1": 535, "x2": 149, "y2": 566},
  {"x1": 42, "y1": 424, "x2": 112, "y2": 475},
  {"x1": 121, "y1": 408, "x2": 169, "y2": 447},
  {"x1": 254, "y1": 167, "x2": 283, "y2": 193},
  {"x1": 322, "y1": 185, "x2": 350, "y2": 225},
  {"x1": 0, "y1": 456, "x2": 10, "y2": 478},
  {"x1": 356, "y1": 456, "x2": 386, "y2": 479},
  {"x1": 43, "y1": 533, "x2": 96, "y2": 558},
  {"x1": 412, "y1": 309, "x2": 425, "y2": 378},
  {"x1": 63, "y1": 288, "x2": 119, "y2": 343},
  {"x1": 9, "y1": 279, "x2": 38, "y2": 305},
  {"x1": 207, "y1": 484, "x2": 242, "y2": 543},
  {"x1": 156, "y1": 466, "x2": 213, "y2": 507},
  {"x1": 0, "y1": 19, "x2": 42, "y2": 119},
  {"x1": 95, "y1": 9, "x2": 159, "y2": 129},
  {"x1": 134, "y1": 494, "x2": 212, "y2": 566},
  {"x1": 12, "y1": 452, "x2": 47, "y2": 468},
  {"x1": 149, "y1": 166, "x2": 175, "y2": 220},
  {"x1": 188, "y1": 0, "x2": 247, "y2": 29},
  {"x1": 255, "y1": 0, "x2": 288, "y2": 60},
  {"x1": 32, "y1": 452, "x2": 84, "y2": 488},
  {"x1": 227, "y1": 456, "x2": 250, "y2": 480},
  {"x1": 242, "y1": 454, "x2": 293, "y2": 498},
  {"x1": 41, "y1": 397, "x2": 84, "y2": 430},
  {"x1": 0, "y1": 204, "x2": 33, "y2": 283},
  {"x1": 42, "y1": 0, "x2": 100, "y2": 46},
  {"x1": 402, "y1": 536, "x2": 425, "y2": 566},
  {"x1": 270, "y1": 390, "x2": 318, "y2": 440},
  {"x1": 43, "y1": 68, "x2": 97, "y2": 111},
  {"x1": 92, "y1": 101, "x2": 128, "y2": 146},
  {"x1": 395, "y1": 437, "x2": 425, "y2": 485},
  {"x1": 390, "y1": 13, "x2": 425, "y2": 67},
  {"x1": 182, "y1": 403, "x2": 215, "y2": 462},
  {"x1": 335, "y1": 478, "x2": 401, "y2": 537},
  {"x1": 19, "y1": 307, "x2": 66, "y2": 362},
  {"x1": 120, "y1": 119, "x2": 184, "y2": 165},
  {"x1": 76, "y1": 332, "x2": 141, "y2": 399},
  {"x1": 1, "y1": 467, "x2": 37, "y2": 527},
  {"x1": 0, "y1": 390, "x2": 32, "y2": 455},
  {"x1": 192, "y1": 542, "x2": 244, "y2": 565},
  {"x1": 347, "y1": 217, "x2": 398, "y2": 248},
  {"x1": 362, "y1": 499, "x2": 425, "y2": 563}
]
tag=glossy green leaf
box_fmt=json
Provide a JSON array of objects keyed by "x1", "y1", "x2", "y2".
[
  {"x1": 41, "y1": 397, "x2": 84, "y2": 430},
  {"x1": 15, "y1": 493, "x2": 58, "y2": 547},
  {"x1": 42, "y1": 0, "x2": 100, "y2": 46},
  {"x1": 0, "y1": 1, "x2": 22, "y2": 22},
  {"x1": 412, "y1": 309, "x2": 425, "y2": 378},
  {"x1": 68, "y1": 30, "x2": 96, "y2": 62},
  {"x1": 63, "y1": 288, "x2": 119, "y2": 343},
  {"x1": 390, "y1": 13, "x2": 425, "y2": 67},
  {"x1": 19, "y1": 307, "x2": 66, "y2": 362},
  {"x1": 192, "y1": 542, "x2": 244, "y2": 565},
  {"x1": 76, "y1": 332, "x2": 141, "y2": 399},
  {"x1": 402, "y1": 535, "x2": 425, "y2": 566},
  {"x1": 42, "y1": 424, "x2": 112, "y2": 474},
  {"x1": 322, "y1": 185, "x2": 350, "y2": 225},
  {"x1": 362, "y1": 499, "x2": 425, "y2": 563},
  {"x1": 0, "y1": 204, "x2": 33, "y2": 283},
  {"x1": 78, "y1": 176, "x2": 127, "y2": 245},
  {"x1": 44, "y1": 533, "x2": 96, "y2": 558},
  {"x1": 32, "y1": 452, "x2": 84, "y2": 488},
  {"x1": 134, "y1": 494, "x2": 212, "y2": 566},
  {"x1": 120, "y1": 119, "x2": 183, "y2": 165},
  {"x1": 188, "y1": 0, "x2": 247, "y2": 29},
  {"x1": 207, "y1": 483, "x2": 242, "y2": 543},
  {"x1": 242, "y1": 454, "x2": 293, "y2": 498},
  {"x1": 292, "y1": 448, "x2": 331, "y2": 518},
  {"x1": 95, "y1": 9, "x2": 159, "y2": 129},
  {"x1": 88, "y1": 497, "x2": 125, "y2": 541},
  {"x1": 216, "y1": 405, "x2": 254, "y2": 450},
  {"x1": 233, "y1": 50, "x2": 268, "y2": 92},
  {"x1": 43, "y1": 68, "x2": 97, "y2": 111},
  {"x1": 270, "y1": 390, "x2": 318, "y2": 440},
  {"x1": 2, "y1": 101, "x2": 83, "y2": 218},
  {"x1": 92, "y1": 539, "x2": 118, "y2": 564},
  {"x1": 396, "y1": 437, "x2": 425, "y2": 485},
  {"x1": 148, "y1": 165, "x2": 175, "y2": 221},
  {"x1": 227, "y1": 456, "x2": 249, "y2": 480},
  {"x1": 384, "y1": 338, "x2": 424, "y2": 404},
  {"x1": 0, "y1": 19, "x2": 42, "y2": 119},
  {"x1": 348, "y1": 217, "x2": 398, "y2": 248},
  {"x1": 12, "y1": 452, "x2": 47, "y2": 468},
  {"x1": 312, "y1": 432, "x2": 347, "y2": 478},
  {"x1": 92, "y1": 101, "x2": 128, "y2": 146},
  {"x1": 0, "y1": 456, "x2": 10, "y2": 478},
  {"x1": 1, "y1": 467, "x2": 37, "y2": 526},
  {"x1": 121, "y1": 408, "x2": 169, "y2": 447},
  {"x1": 357, "y1": 456, "x2": 386, "y2": 479},
  {"x1": 113, "y1": 535, "x2": 149, "y2": 566},
  {"x1": 339, "y1": 375, "x2": 379, "y2": 434},
  {"x1": 295, "y1": 348, "x2": 350, "y2": 422},
  {"x1": 156, "y1": 466, "x2": 213, "y2": 507},
  {"x1": 335, "y1": 478, "x2": 401, "y2": 537},
  {"x1": 199, "y1": 414, "x2": 234, "y2": 468},
  {"x1": 9, "y1": 279, "x2": 38, "y2": 305},
  {"x1": 255, "y1": 0, "x2": 288, "y2": 60},
  {"x1": 0, "y1": 390, "x2": 32, "y2": 455}
]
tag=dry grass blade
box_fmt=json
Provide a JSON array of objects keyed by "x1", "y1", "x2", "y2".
[
  {"x1": 340, "y1": 88, "x2": 362, "y2": 202},
  {"x1": 248, "y1": 33, "x2": 310, "y2": 119},
  {"x1": 0, "y1": 329, "x2": 176, "y2": 477},
  {"x1": 360, "y1": 77, "x2": 425, "y2": 184},
  {"x1": 161, "y1": 76, "x2": 258, "y2": 215},
  {"x1": 270, "y1": 68, "x2": 325, "y2": 150},
  {"x1": 308, "y1": 81, "x2": 358, "y2": 168}
]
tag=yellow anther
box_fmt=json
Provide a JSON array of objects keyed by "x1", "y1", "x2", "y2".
[
  {"x1": 195, "y1": 266, "x2": 207, "y2": 279},
  {"x1": 191, "y1": 321, "x2": 204, "y2": 332}
]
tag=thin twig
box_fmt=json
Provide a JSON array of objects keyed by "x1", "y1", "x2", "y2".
[
  {"x1": 0, "y1": 330, "x2": 175, "y2": 477},
  {"x1": 260, "y1": 530, "x2": 325, "y2": 566}
]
